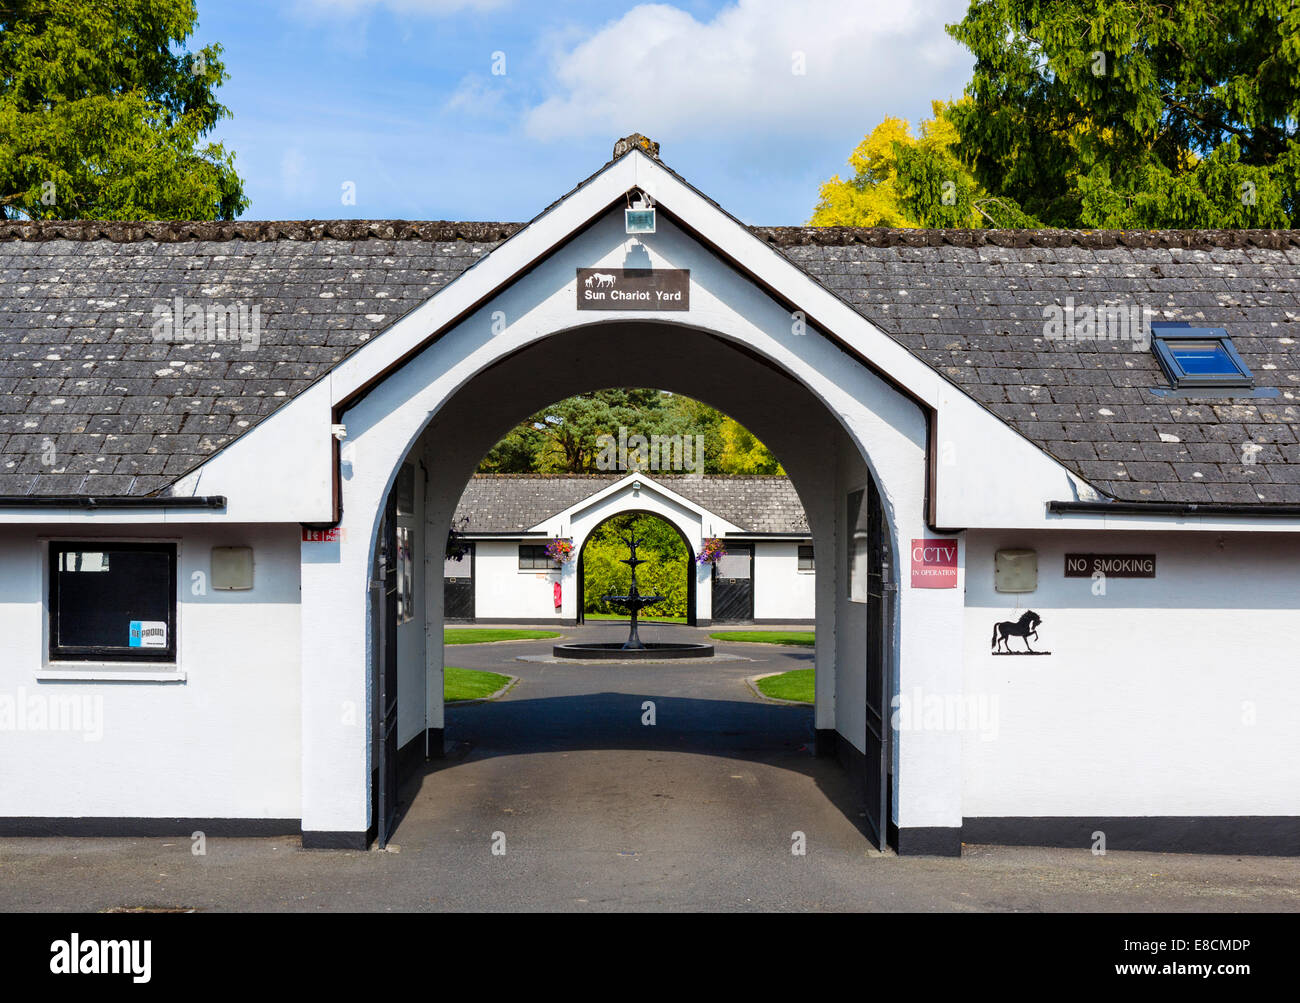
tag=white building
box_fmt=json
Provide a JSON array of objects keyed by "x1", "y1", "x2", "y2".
[
  {"x1": 444, "y1": 473, "x2": 815, "y2": 625},
  {"x1": 1, "y1": 134, "x2": 1297, "y2": 855}
]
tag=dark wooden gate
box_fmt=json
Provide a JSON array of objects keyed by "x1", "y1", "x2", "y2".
[
  {"x1": 443, "y1": 543, "x2": 474, "y2": 620},
  {"x1": 372, "y1": 489, "x2": 399, "y2": 849},
  {"x1": 863, "y1": 478, "x2": 891, "y2": 849},
  {"x1": 711, "y1": 544, "x2": 753, "y2": 622}
]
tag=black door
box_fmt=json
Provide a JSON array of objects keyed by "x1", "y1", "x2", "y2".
[
  {"x1": 711, "y1": 544, "x2": 753, "y2": 622},
  {"x1": 373, "y1": 490, "x2": 399, "y2": 849},
  {"x1": 443, "y1": 543, "x2": 474, "y2": 620},
  {"x1": 863, "y1": 479, "x2": 891, "y2": 849}
]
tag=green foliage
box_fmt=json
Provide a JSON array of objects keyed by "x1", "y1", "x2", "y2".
[
  {"x1": 810, "y1": 101, "x2": 1042, "y2": 228},
  {"x1": 0, "y1": 0, "x2": 248, "y2": 220},
  {"x1": 477, "y1": 389, "x2": 782, "y2": 475},
  {"x1": 945, "y1": 0, "x2": 1300, "y2": 228},
  {"x1": 582, "y1": 513, "x2": 689, "y2": 619}
]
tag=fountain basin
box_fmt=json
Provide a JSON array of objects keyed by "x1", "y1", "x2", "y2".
[{"x1": 552, "y1": 641, "x2": 714, "y2": 660}]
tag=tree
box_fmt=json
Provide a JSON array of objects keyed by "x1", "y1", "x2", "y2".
[
  {"x1": 0, "y1": 0, "x2": 248, "y2": 220},
  {"x1": 945, "y1": 0, "x2": 1300, "y2": 228},
  {"x1": 810, "y1": 101, "x2": 1041, "y2": 228},
  {"x1": 476, "y1": 389, "x2": 784, "y2": 475},
  {"x1": 715, "y1": 415, "x2": 784, "y2": 474},
  {"x1": 582, "y1": 513, "x2": 689, "y2": 619}
]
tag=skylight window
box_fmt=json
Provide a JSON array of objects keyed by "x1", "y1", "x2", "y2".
[{"x1": 1151, "y1": 322, "x2": 1253, "y2": 390}]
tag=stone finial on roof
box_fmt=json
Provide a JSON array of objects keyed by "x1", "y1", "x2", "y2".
[{"x1": 613, "y1": 134, "x2": 660, "y2": 161}]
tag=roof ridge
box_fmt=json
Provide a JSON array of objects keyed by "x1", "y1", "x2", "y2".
[{"x1": 5, "y1": 219, "x2": 1299, "y2": 250}]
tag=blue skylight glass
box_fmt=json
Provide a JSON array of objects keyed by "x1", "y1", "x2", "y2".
[{"x1": 1150, "y1": 324, "x2": 1253, "y2": 390}]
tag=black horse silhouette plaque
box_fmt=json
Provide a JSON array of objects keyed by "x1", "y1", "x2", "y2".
[{"x1": 991, "y1": 610, "x2": 1050, "y2": 655}]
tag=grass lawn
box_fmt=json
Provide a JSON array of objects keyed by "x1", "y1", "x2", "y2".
[
  {"x1": 445, "y1": 666, "x2": 513, "y2": 702},
  {"x1": 709, "y1": 630, "x2": 815, "y2": 647},
  {"x1": 444, "y1": 628, "x2": 560, "y2": 645},
  {"x1": 755, "y1": 669, "x2": 814, "y2": 703},
  {"x1": 584, "y1": 612, "x2": 687, "y2": 624}
]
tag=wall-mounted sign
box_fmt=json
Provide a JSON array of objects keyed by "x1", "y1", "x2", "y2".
[
  {"x1": 577, "y1": 268, "x2": 689, "y2": 311},
  {"x1": 991, "y1": 611, "x2": 1049, "y2": 655},
  {"x1": 129, "y1": 620, "x2": 168, "y2": 648},
  {"x1": 1064, "y1": 554, "x2": 1155, "y2": 578},
  {"x1": 302, "y1": 527, "x2": 345, "y2": 543},
  {"x1": 910, "y1": 538, "x2": 958, "y2": 588}
]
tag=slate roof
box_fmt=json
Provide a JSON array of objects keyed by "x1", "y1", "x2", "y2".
[
  {"x1": 1, "y1": 219, "x2": 1299, "y2": 504},
  {"x1": 454, "y1": 474, "x2": 809, "y2": 534}
]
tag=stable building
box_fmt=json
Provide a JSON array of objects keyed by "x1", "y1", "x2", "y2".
[
  {"x1": 445, "y1": 472, "x2": 815, "y2": 625},
  {"x1": 1, "y1": 135, "x2": 1298, "y2": 855}
]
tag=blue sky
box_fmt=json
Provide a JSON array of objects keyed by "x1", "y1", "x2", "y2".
[{"x1": 193, "y1": 0, "x2": 973, "y2": 224}]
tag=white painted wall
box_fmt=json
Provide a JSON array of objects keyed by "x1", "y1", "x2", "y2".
[
  {"x1": 0, "y1": 523, "x2": 302, "y2": 819},
  {"x1": 752, "y1": 541, "x2": 815, "y2": 621},
  {"x1": 962, "y1": 530, "x2": 1300, "y2": 817},
  {"x1": 471, "y1": 540, "x2": 564, "y2": 620}
]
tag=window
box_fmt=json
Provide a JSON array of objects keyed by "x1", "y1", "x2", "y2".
[
  {"x1": 797, "y1": 544, "x2": 815, "y2": 571},
  {"x1": 49, "y1": 542, "x2": 177, "y2": 662},
  {"x1": 518, "y1": 544, "x2": 557, "y2": 570},
  {"x1": 1151, "y1": 323, "x2": 1253, "y2": 390},
  {"x1": 847, "y1": 489, "x2": 870, "y2": 603},
  {"x1": 395, "y1": 526, "x2": 415, "y2": 625}
]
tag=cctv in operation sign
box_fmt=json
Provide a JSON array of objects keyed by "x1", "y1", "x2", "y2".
[{"x1": 911, "y1": 538, "x2": 958, "y2": 588}]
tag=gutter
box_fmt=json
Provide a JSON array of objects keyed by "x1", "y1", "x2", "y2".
[
  {"x1": 1047, "y1": 500, "x2": 1300, "y2": 518},
  {"x1": 0, "y1": 495, "x2": 227, "y2": 510}
]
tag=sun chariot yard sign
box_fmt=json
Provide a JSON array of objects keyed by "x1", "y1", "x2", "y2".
[{"x1": 577, "y1": 268, "x2": 689, "y2": 311}]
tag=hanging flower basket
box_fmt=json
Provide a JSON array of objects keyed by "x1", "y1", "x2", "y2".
[
  {"x1": 445, "y1": 515, "x2": 471, "y2": 560},
  {"x1": 696, "y1": 537, "x2": 726, "y2": 565},
  {"x1": 545, "y1": 537, "x2": 575, "y2": 565}
]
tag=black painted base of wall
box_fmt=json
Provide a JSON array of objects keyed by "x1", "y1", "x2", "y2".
[
  {"x1": 301, "y1": 829, "x2": 368, "y2": 850},
  {"x1": 963, "y1": 816, "x2": 1300, "y2": 857},
  {"x1": 0, "y1": 817, "x2": 299, "y2": 838},
  {"x1": 890, "y1": 822, "x2": 963, "y2": 857},
  {"x1": 396, "y1": 728, "x2": 444, "y2": 780},
  {"x1": 814, "y1": 728, "x2": 837, "y2": 758}
]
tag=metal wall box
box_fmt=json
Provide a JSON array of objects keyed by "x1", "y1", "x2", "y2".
[
  {"x1": 211, "y1": 546, "x2": 254, "y2": 591},
  {"x1": 994, "y1": 548, "x2": 1037, "y2": 593}
]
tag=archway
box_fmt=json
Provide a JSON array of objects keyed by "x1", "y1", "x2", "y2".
[
  {"x1": 339, "y1": 316, "x2": 910, "y2": 851},
  {"x1": 574, "y1": 508, "x2": 698, "y2": 628}
]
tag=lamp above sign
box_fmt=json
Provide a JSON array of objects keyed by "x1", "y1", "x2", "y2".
[
  {"x1": 625, "y1": 208, "x2": 656, "y2": 233},
  {"x1": 577, "y1": 268, "x2": 689, "y2": 311}
]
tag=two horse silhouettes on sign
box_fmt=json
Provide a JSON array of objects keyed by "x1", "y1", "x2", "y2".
[{"x1": 991, "y1": 610, "x2": 1048, "y2": 655}]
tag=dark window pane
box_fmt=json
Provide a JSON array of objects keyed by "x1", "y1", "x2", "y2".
[
  {"x1": 798, "y1": 545, "x2": 814, "y2": 570},
  {"x1": 53, "y1": 546, "x2": 173, "y2": 651}
]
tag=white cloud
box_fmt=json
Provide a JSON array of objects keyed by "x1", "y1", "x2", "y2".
[{"x1": 525, "y1": 0, "x2": 971, "y2": 146}]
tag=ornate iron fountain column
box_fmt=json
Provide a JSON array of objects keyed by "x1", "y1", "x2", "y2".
[{"x1": 600, "y1": 526, "x2": 665, "y2": 650}]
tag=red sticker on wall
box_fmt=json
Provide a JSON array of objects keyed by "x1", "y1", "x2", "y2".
[
  {"x1": 911, "y1": 538, "x2": 958, "y2": 588},
  {"x1": 302, "y1": 527, "x2": 345, "y2": 543}
]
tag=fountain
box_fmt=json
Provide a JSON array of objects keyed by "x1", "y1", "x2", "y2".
[{"x1": 552, "y1": 522, "x2": 714, "y2": 660}]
